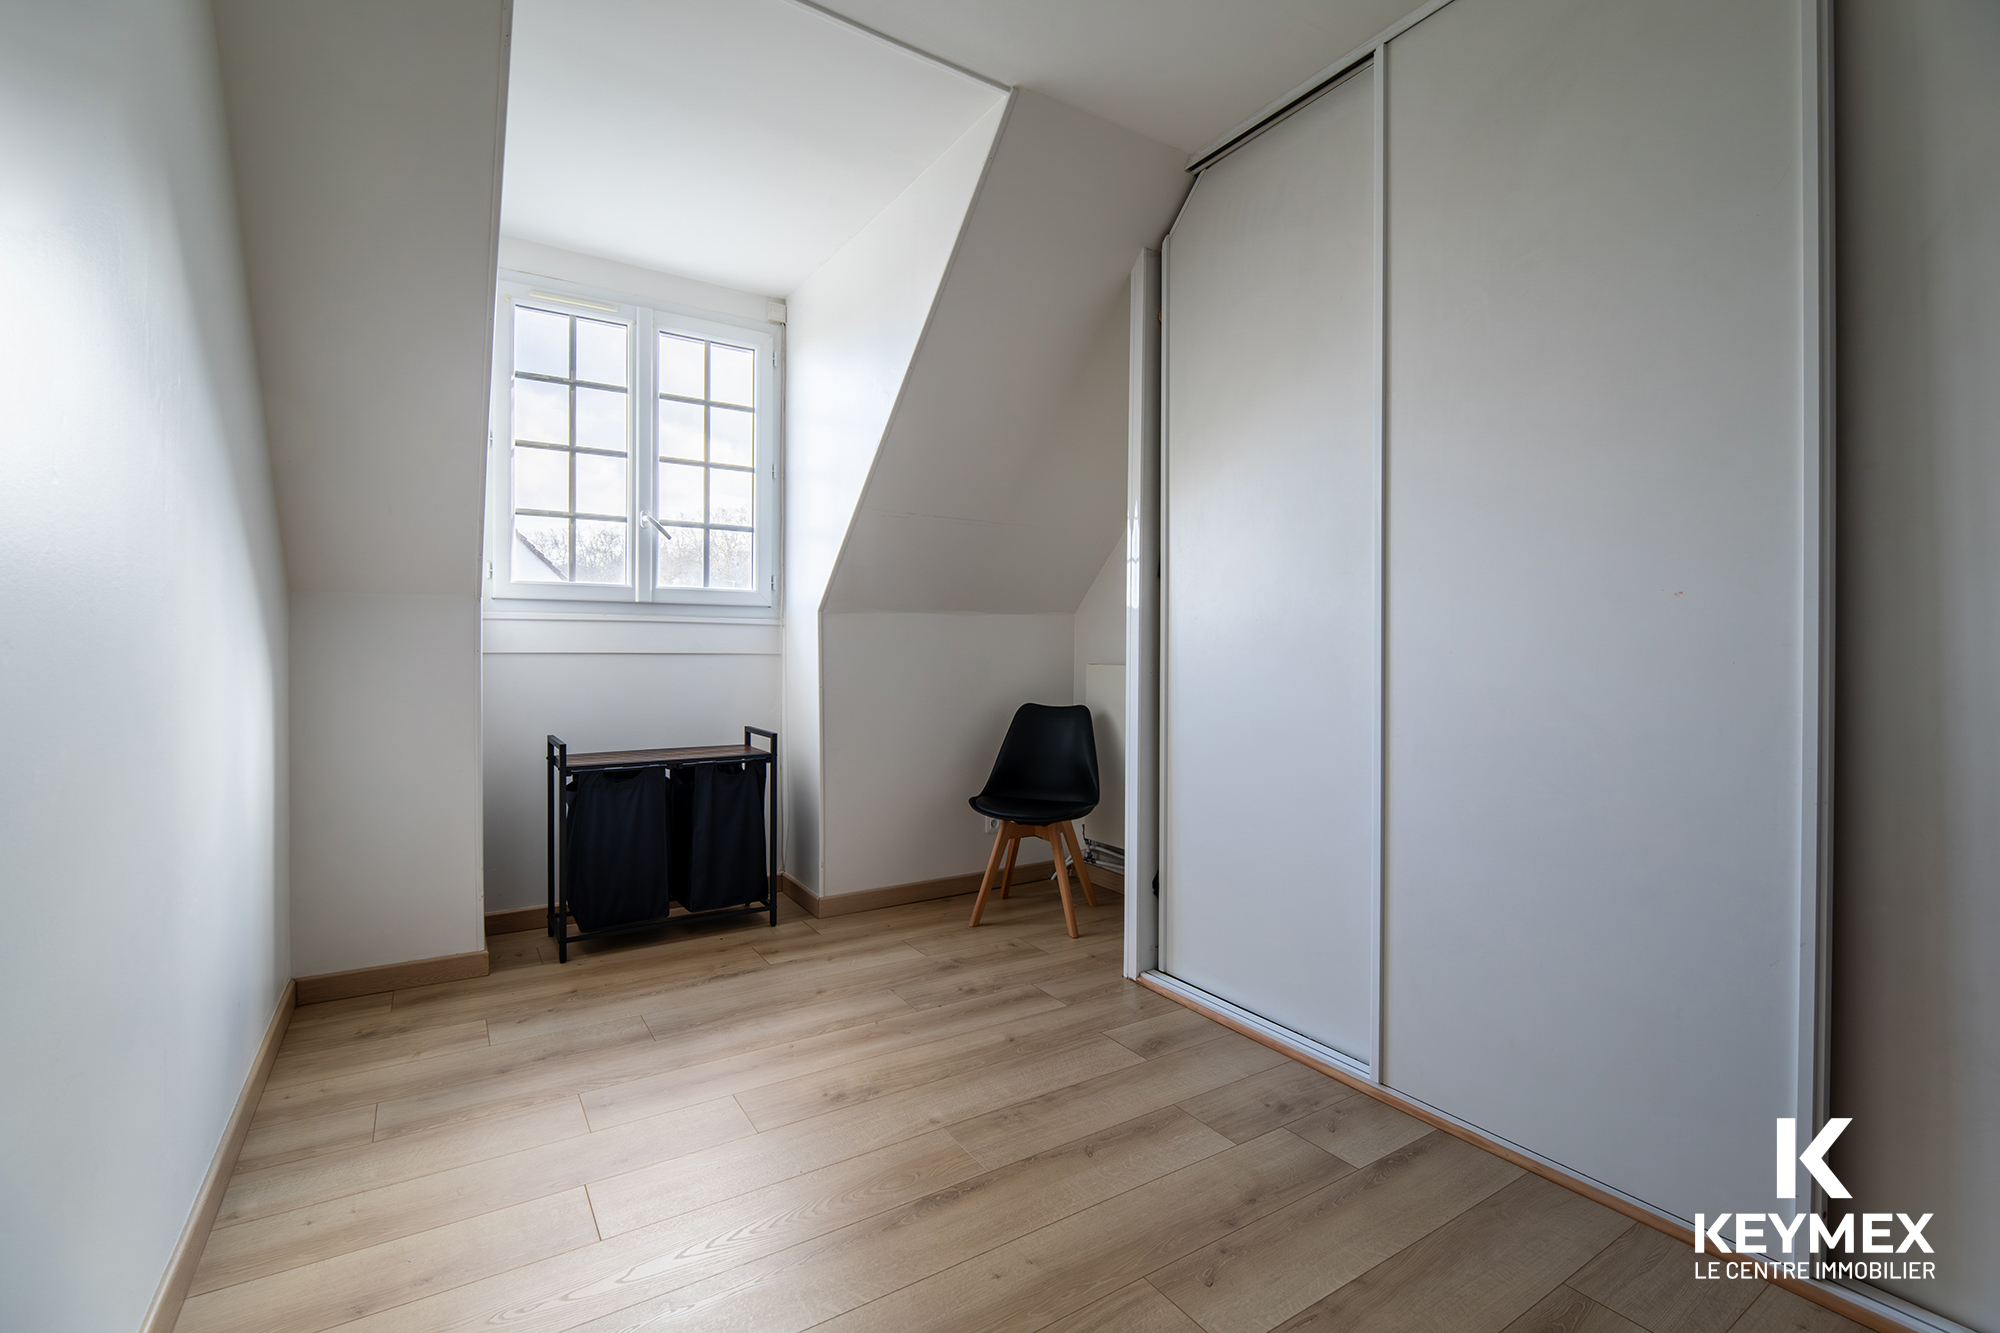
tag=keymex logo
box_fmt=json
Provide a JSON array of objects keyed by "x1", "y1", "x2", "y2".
[{"x1": 1691, "y1": 1118, "x2": 1938, "y2": 1284}]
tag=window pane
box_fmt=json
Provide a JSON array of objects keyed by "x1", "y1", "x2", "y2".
[
  {"x1": 709, "y1": 467, "x2": 753, "y2": 526},
  {"x1": 709, "y1": 405, "x2": 753, "y2": 466},
  {"x1": 513, "y1": 516, "x2": 568, "y2": 582},
  {"x1": 574, "y1": 386, "x2": 626, "y2": 453},
  {"x1": 710, "y1": 528, "x2": 752, "y2": 589},
  {"x1": 513, "y1": 378, "x2": 569, "y2": 444},
  {"x1": 513, "y1": 445, "x2": 568, "y2": 512},
  {"x1": 574, "y1": 318, "x2": 627, "y2": 386},
  {"x1": 657, "y1": 399, "x2": 703, "y2": 461},
  {"x1": 710, "y1": 343, "x2": 754, "y2": 406},
  {"x1": 658, "y1": 333, "x2": 704, "y2": 399},
  {"x1": 573, "y1": 519, "x2": 627, "y2": 584},
  {"x1": 514, "y1": 307, "x2": 568, "y2": 377},
  {"x1": 657, "y1": 525, "x2": 703, "y2": 587},
  {"x1": 574, "y1": 451, "x2": 626, "y2": 516},
  {"x1": 656, "y1": 462, "x2": 704, "y2": 523}
]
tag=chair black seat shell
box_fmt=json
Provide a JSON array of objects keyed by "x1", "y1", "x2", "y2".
[{"x1": 969, "y1": 703, "x2": 1099, "y2": 826}]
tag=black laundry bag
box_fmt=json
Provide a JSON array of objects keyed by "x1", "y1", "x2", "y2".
[
  {"x1": 669, "y1": 762, "x2": 767, "y2": 912},
  {"x1": 563, "y1": 766, "x2": 672, "y2": 931}
]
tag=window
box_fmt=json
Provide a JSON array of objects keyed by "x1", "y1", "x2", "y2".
[{"x1": 487, "y1": 274, "x2": 778, "y2": 607}]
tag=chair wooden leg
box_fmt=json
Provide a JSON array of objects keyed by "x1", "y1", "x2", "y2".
[
  {"x1": 1045, "y1": 826, "x2": 1080, "y2": 939},
  {"x1": 968, "y1": 823, "x2": 1009, "y2": 927},
  {"x1": 1061, "y1": 822, "x2": 1097, "y2": 907},
  {"x1": 998, "y1": 835, "x2": 1020, "y2": 899}
]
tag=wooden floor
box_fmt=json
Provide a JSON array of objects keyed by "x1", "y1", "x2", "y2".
[{"x1": 179, "y1": 881, "x2": 1868, "y2": 1333}]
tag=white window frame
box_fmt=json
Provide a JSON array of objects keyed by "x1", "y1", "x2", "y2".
[{"x1": 486, "y1": 271, "x2": 780, "y2": 609}]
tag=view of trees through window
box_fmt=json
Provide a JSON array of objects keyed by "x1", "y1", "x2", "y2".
[
  {"x1": 510, "y1": 305, "x2": 629, "y2": 583},
  {"x1": 506, "y1": 303, "x2": 759, "y2": 591},
  {"x1": 654, "y1": 332, "x2": 756, "y2": 589}
]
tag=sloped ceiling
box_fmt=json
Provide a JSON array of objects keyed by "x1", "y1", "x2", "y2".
[
  {"x1": 817, "y1": 0, "x2": 1417, "y2": 154},
  {"x1": 821, "y1": 90, "x2": 1189, "y2": 613},
  {"x1": 503, "y1": 0, "x2": 1003, "y2": 294}
]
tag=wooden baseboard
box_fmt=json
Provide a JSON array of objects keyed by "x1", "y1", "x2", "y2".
[
  {"x1": 295, "y1": 950, "x2": 490, "y2": 1005},
  {"x1": 484, "y1": 906, "x2": 545, "y2": 936},
  {"x1": 139, "y1": 979, "x2": 296, "y2": 1333},
  {"x1": 779, "y1": 863, "x2": 1060, "y2": 919},
  {"x1": 1135, "y1": 975, "x2": 1922, "y2": 1333}
]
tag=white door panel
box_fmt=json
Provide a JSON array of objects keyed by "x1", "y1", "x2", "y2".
[{"x1": 1162, "y1": 66, "x2": 1379, "y2": 1061}]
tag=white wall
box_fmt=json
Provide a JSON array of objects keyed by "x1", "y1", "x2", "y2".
[
  {"x1": 499, "y1": 235, "x2": 775, "y2": 323},
  {"x1": 483, "y1": 641, "x2": 781, "y2": 911},
  {"x1": 804, "y1": 94, "x2": 1184, "y2": 904},
  {"x1": 1074, "y1": 540, "x2": 1126, "y2": 703},
  {"x1": 822, "y1": 92, "x2": 1188, "y2": 615},
  {"x1": 821, "y1": 613, "x2": 1073, "y2": 892},
  {"x1": 0, "y1": 3, "x2": 288, "y2": 1328},
  {"x1": 1833, "y1": 2, "x2": 2000, "y2": 1326},
  {"x1": 212, "y1": 0, "x2": 509, "y2": 973},
  {"x1": 782, "y1": 104, "x2": 1005, "y2": 892}
]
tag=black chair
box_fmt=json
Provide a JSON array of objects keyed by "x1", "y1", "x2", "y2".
[{"x1": 967, "y1": 703, "x2": 1100, "y2": 938}]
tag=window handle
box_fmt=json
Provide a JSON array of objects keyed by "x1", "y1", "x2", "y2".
[{"x1": 641, "y1": 511, "x2": 674, "y2": 541}]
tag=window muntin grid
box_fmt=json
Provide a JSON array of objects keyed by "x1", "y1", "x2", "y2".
[
  {"x1": 509, "y1": 306, "x2": 630, "y2": 584},
  {"x1": 654, "y1": 332, "x2": 757, "y2": 590}
]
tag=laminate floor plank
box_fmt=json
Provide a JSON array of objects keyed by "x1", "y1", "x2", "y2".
[
  {"x1": 287, "y1": 994, "x2": 393, "y2": 1030},
  {"x1": 1149, "y1": 1130, "x2": 1522, "y2": 1333},
  {"x1": 1285, "y1": 1091, "x2": 1434, "y2": 1167},
  {"x1": 581, "y1": 984, "x2": 1070, "y2": 1133},
  {"x1": 487, "y1": 931, "x2": 549, "y2": 972},
  {"x1": 1723, "y1": 1288, "x2": 1870, "y2": 1333},
  {"x1": 267, "y1": 1019, "x2": 490, "y2": 1089},
  {"x1": 1104, "y1": 1006, "x2": 1229, "y2": 1059},
  {"x1": 565, "y1": 1106, "x2": 1241, "y2": 1333},
  {"x1": 1038, "y1": 966, "x2": 1138, "y2": 1000},
  {"x1": 279, "y1": 1005, "x2": 482, "y2": 1057},
  {"x1": 1264, "y1": 1173, "x2": 1633, "y2": 1333},
  {"x1": 807, "y1": 1127, "x2": 1348, "y2": 1333},
  {"x1": 1569, "y1": 1222, "x2": 1764, "y2": 1333},
  {"x1": 388, "y1": 926, "x2": 803, "y2": 1018},
  {"x1": 233, "y1": 1105, "x2": 380, "y2": 1176},
  {"x1": 252, "y1": 1018, "x2": 654, "y2": 1129},
  {"x1": 217, "y1": 1098, "x2": 591, "y2": 1228},
  {"x1": 190, "y1": 1097, "x2": 753, "y2": 1296},
  {"x1": 945, "y1": 1032, "x2": 1288, "y2": 1169},
  {"x1": 164, "y1": 882, "x2": 1824, "y2": 1333},
  {"x1": 1176, "y1": 1060, "x2": 1355, "y2": 1144},
  {"x1": 174, "y1": 1190, "x2": 598, "y2": 1333},
  {"x1": 890, "y1": 939, "x2": 1125, "y2": 1009},
  {"x1": 475, "y1": 945, "x2": 921, "y2": 1047},
  {"x1": 1503, "y1": 1285, "x2": 1651, "y2": 1333},
  {"x1": 731, "y1": 985, "x2": 1181, "y2": 1133},
  {"x1": 264, "y1": 1132, "x2": 987, "y2": 1333},
  {"x1": 490, "y1": 941, "x2": 1034, "y2": 1051},
  {"x1": 637, "y1": 985, "x2": 913, "y2": 1058},
  {"x1": 1038, "y1": 1281, "x2": 1209, "y2": 1333},
  {"x1": 584, "y1": 1034, "x2": 1147, "y2": 1237}
]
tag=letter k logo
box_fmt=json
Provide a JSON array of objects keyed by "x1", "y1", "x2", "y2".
[{"x1": 1776, "y1": 1117, "x2": 1851, "y2": 1200}]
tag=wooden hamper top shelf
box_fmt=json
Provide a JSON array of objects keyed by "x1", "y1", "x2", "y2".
[{"x1": 559, "y1": 743, "x2": 772, "y2": 771}]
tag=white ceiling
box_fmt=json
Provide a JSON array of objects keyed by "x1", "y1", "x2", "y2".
[
  {"x1": 502, "y1": 0, "x2": 1004, "y2": 295},
  {"x1": 504, "y1": 0, "x2": 1415, "y2": 295},
  {"x1": 818, "y1": 0, "x2": 1418, "y2": 154}
]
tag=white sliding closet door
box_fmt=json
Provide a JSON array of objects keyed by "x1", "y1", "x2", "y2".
[
  {"x1": 1380, "y1": 0, "x2": 1822, "y2": 1221},
  {"x1": 1160, "y1": 65, "x2": 1378, "y2": 1063}
]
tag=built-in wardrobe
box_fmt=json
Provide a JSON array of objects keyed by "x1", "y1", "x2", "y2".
[{"x1": 1138, "y1": 0, "x2": 1831, "y2": 1240}]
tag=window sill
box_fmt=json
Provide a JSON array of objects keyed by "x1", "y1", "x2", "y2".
[
  {"x1": 482, "y1": 606, "x2": 780, "y2": 626},
  {"x1": 481, "y1": 613, "x2": 782, "y2": 656}
]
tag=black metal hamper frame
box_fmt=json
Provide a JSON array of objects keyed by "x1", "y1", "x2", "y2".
[{"x1": 545, "y1": 727, "x2": 778, "y2": 962}]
